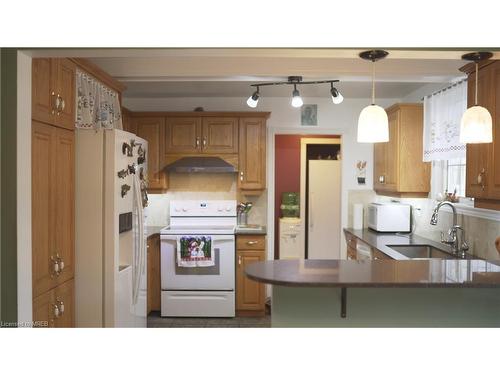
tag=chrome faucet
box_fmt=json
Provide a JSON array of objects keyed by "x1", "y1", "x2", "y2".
[{"x1": 430, "y1": 201, "x2": 469, "y2": 258}]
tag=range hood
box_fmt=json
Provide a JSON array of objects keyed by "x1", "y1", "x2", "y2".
[{"x1": 165, "y1": 157, "x2": 237, "y2": 173}]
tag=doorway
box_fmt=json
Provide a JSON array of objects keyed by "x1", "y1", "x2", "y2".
[{"x1": 273, "y1": 135, "x2": 341, "y2": 259}]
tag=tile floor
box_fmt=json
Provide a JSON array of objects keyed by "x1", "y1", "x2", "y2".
[{"x1": 147, "y1": 311, "x2": 271, "y2": 328}]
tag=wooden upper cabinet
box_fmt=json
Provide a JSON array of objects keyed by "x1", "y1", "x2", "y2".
[
  {"x1": 32, "y1": 58, "x2": 75, "y2": 130},
  {"x1": 135, "y1": 117, "x2": 168, "y2": 192},
  {"x1": 373, "y1": 104, "x2": 430, "y2": 197},
  {"x1": 54, "y1": 59, "x2": 76, "y2": 130},
  {"x1": 32, "y1": 58, "x2": 56, "y2": 125},
  {"x1": 239, "y1": 117, "x2": 266, "y2": 191},
  {"x1": 32, "y1": 122, "x2": 75, "y2": 298},
  {"x1": 201, "y1": 117, "x2": 238, "y2": 153},
  {"x1": 466, "y1": 65, "x2": 493, "y2": 199},
  {"x1": 490, "y1": 63, "x2": 500, "y2": 200},
  {"x1": 165, "y1": 117, "x2": 202, "y2": 154}
]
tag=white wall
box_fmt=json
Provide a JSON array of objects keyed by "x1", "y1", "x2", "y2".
[{"x1": 125, "y1": 96, "x2": 401, "y2": 258}]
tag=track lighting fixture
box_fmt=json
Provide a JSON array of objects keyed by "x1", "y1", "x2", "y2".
[
  {"x1": 246, "y1": 87, "x2": 260, "y2": 108},
  {"x1": 245, "y1": 76, "x2": 342, "y2": 108},
  {"x1": 291, "y1": 84, "x2": 303, "y2": 108},
  {"x1": 357, "y1": 50, "x2": 389, "y2": 143},
  {"x1": 459, "y1": 52, "x2": 493, "y2": 144},
  {"x1": 330, "y1": 83, "x2": 344, "y2": 104}
]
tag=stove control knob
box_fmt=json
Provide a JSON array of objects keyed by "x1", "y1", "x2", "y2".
[
  {"x1": 174, "y1": 207, "x2": 181, "y2": 212},
  {"x1": 217, "y1": 207, "x2": 223, "y2": 212},
  {"x1": 225, "y1": 206, "x2": 231, "y2": 212},
  {"x1": 182, "y1": 207, "x2": 188, "y2": 212}
]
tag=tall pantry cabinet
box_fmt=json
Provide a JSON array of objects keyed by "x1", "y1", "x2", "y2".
[{"x1": 32, "y1": 58, "x2": 76, "y2": 327}]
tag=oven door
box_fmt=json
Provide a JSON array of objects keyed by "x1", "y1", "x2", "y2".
[{"x1": 160, "y1": 234, "x2": 235, "y2": 291}]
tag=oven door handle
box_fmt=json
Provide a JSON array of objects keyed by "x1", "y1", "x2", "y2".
[{"x1": 161, "y1": 234, "x2": 235, "y2": 242}]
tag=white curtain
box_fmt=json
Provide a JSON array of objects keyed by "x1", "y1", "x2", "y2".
[
  {"x1": 75, "y1": 69, "x2": 122, "y2": 130},
  {"x1": 423, "y1": 81, "x2": 467, "y2": 162}
]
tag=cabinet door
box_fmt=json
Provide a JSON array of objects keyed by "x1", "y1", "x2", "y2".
[
  {"x1": 165, "y1": 117, "x2": 201, "y2": 153},
  {"x1": 53, "y1": 128, "x2": 75, "y2": 285},
  {"x1": 236, "y1": 250, "x2": 265, "y2": 311},
  {"x1": 238, "y1": 118, "x2": 266, "y2": 190},
  {"x1": 32, "y1": 122, "x2": 56, "y2": 298},
  {"x1": 385, "y1": 109, "x2": 400, "y2": 191},
  {"x1": 135, "y1": 117, "x2": 168, "y2": 191},
  {"x1": 201, "y1": 117, "x2": 238, "y2": 153},
  {"x1": 52, "y1": 279, "x2": 75, "y2": 328},
  {"x1": 147, "y1": 235, "x2": 161, "y2": 313},
  {"x1": 373, "y1": 142, "x2": 387, "y2": 191},
  {"x1": 54, "y1": 59, "x2": 76, "y2": 130},
  {"x1": 466, "y1": 66, "x2": 493, "y2": 198},
  {"x1": 33, "y1": 289, "x2": 56, "y2": 328},
  {"x1": 32, "y1": 58, "x2": 56, "y2": 125},
  {"x1": 488, "y1": 62, "x2": 500, "y2": 199}
]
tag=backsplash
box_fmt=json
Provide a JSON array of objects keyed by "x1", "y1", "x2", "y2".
[
  {"x1": 145, "y1": 173, "x2": 267, "y2": 227},
  {"x1": 348, "y1": 190, "x2": 500, "y2": 259}
]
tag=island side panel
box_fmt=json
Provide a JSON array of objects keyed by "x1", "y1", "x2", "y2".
[{"x1": 271, "y1": 286, "x2": 500, "y2": 327}]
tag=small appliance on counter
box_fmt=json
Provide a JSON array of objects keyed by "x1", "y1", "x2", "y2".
[{"x1": 368, "y1": 202, "x2": 411, "y2": 233}]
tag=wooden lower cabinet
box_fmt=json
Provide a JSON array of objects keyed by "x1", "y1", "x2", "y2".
[
  {"x1": 236, "y1": 235, "x2": 266, "y2": 316},
  {"x1": 33, "y1": 279, "x2": 74, "y2": 328},
  {"x1": 147, "y1": 234, "x2": 161, "y2": 313}
]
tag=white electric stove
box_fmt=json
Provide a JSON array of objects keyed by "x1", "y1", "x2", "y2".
[{"x1": 160, "y1": 200, "x2": 237, "y2": 317}]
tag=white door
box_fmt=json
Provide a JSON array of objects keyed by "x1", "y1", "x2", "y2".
[{"x1": 307, "y1": 160, "x2": 341, "y2": 259}]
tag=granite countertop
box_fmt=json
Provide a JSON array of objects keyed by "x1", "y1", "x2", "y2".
[
  {"x1": 235, "y1": 225, "x2": 267, "y2": 235},
  {"x1": 245, "y1": 259, "x2": 500, "y2": 288},
  {"x1": 145, "y1": 226, "x2": 164, "y2": 238},
  {"x1": 344, "y1": 228, "x2": 477, "y2": 260}
]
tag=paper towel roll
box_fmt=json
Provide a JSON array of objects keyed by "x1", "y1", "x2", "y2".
[{"x1": 353, "y1": 204, "x2": 364, "y2": 230}]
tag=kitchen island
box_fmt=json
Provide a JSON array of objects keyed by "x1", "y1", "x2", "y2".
[{"x1": 245, "y1": 258, "x2": 500, "y2": 327}]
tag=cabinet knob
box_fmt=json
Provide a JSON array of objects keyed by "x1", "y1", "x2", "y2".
[
  {"x1": 246, "y1": 241, "x2": 258, "y2": 245},
  {"x1": 59, "y1": 300, "x2": 65, "y2": 315},
  {"x1": 53, "y1": 304, "x2": 60, "y2": 318},
  {"x1": 238, "y1": 255, "x2": 242, "y2": 266},
  {"x1": 477, "y1": 169, "x2": 486, "y2": 190},
  {"x1": 202, "y1": 138, "x2": 207, "y2": 147},
  {"x1": 240, "y1": 171, "x2": 244, "y2": 181},
  {"x1": 379, "y1": 175, "x2": 385, "y2": 184},
  {"x1": 195, "y1": 137, "x2": 200, "y2": 148}
]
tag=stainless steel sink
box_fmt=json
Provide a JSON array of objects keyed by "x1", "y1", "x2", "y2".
[{"x1": 387, "y1": 245, "x2": 456, "y2": 259}]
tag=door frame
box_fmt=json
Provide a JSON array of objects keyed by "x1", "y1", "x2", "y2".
[
  {"x1": 267, "y1": 127, "x2": 345, "y2": 263},
  {"x1": 300, "y1": 138, "x2": 342, "y2": 259}
]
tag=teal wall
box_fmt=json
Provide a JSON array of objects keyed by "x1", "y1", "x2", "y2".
[{"x1": 0, "y1": 48, "x2": 18, "y2": 324}]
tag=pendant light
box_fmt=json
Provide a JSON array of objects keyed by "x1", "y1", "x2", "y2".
[
  {"x1": 357, "y1": 50, "x2": 389, "y2": 143},
  {"x1": 459, "y1": 52, "x2": 493, "y2": 144}
]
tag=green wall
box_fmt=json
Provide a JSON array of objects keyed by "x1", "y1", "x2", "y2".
[{"x1": 0, "y1": 48, "x2": 18, "y2": 324}]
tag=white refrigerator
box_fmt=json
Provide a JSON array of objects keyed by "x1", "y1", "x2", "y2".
[
  {"x1": 75, "y1": 129, "x2": 148, "y2": 327},
  {"x1": 307, "y1": 160, "x2": 341, "y2": 259}
]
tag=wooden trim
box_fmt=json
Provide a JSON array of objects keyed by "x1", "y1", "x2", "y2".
[
  {"x1": 375, "y1": 190, "x2": 429, "y2": 198},
  {"x1": 459, "y1": 60, "x2": 497, "y2": 75},
  {"x1": 130, "y1": 111, "x2": 271, "y2": 119},
  {"x1": 70, "y1": 58, "x2": 126, "y2": 93},
  {"x1": 236, "y1": 309, "x2": 266, "y2": 317},
  {"x1": 474, "y1": 199, "x2": 500, "y2": 211},
  {"x1": 385, "y1": 103, "x2": 422, "y2": 113}
]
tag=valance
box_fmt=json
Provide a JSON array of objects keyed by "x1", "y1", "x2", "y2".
[{"x1": 76, "y1": 69, "x2": 122, "y2": 130}]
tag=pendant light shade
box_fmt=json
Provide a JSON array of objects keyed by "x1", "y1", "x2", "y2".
[
  {"x1": 460, "y1": 105, "x2": 492, "y2": 143},
  {"x1": 246, "y1": 89, "x2": 260, "y2": 108},
  {"x1": 459, "y1": 52, "x2": 493, "y2": 144},
  {"x1": 357, "y1": 50, "x2": 389, "y2": 143},
  {"x1": 357, "y1": 104, "x2": 389, "y2": 143}
]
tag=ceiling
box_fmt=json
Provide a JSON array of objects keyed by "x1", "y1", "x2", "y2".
[{"x1": 30, "y1": 48, "x2": 498, "y2": 99}]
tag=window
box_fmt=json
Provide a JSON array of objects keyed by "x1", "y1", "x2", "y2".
[{"x1": 445, "y1": 157, "x2": 466, "y2": 197}]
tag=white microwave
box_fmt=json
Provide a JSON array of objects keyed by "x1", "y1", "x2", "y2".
[{"x1": 368, "y1": 203, "x2": 411, "y2": 232}]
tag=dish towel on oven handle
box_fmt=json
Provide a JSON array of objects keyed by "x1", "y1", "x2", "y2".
[{"x1": 177, "y1": 236, "x2": 214, "y2": 267}]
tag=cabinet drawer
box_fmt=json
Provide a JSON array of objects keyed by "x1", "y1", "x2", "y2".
[
  {"x1": 237, "y1": 235, "x2": 266, "y2": 250},
  {"x1": 33, "y1": 278, "x2": 74, "y2": 328}
]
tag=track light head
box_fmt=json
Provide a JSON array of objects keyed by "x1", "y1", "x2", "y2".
[
  {"x1": 246, "y1": 89, "x2": 260, "y2": 108},
  {"x1": 330, "y1": 86, "x2": 344, "y2": 104},
  {"x1": 291, "y1": 85, "x2": 303, "y2": 108}
]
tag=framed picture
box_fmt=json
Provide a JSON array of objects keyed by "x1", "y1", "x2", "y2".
[{"x1": 301, "y1": 104, "x2": 318, "y2": 126}]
